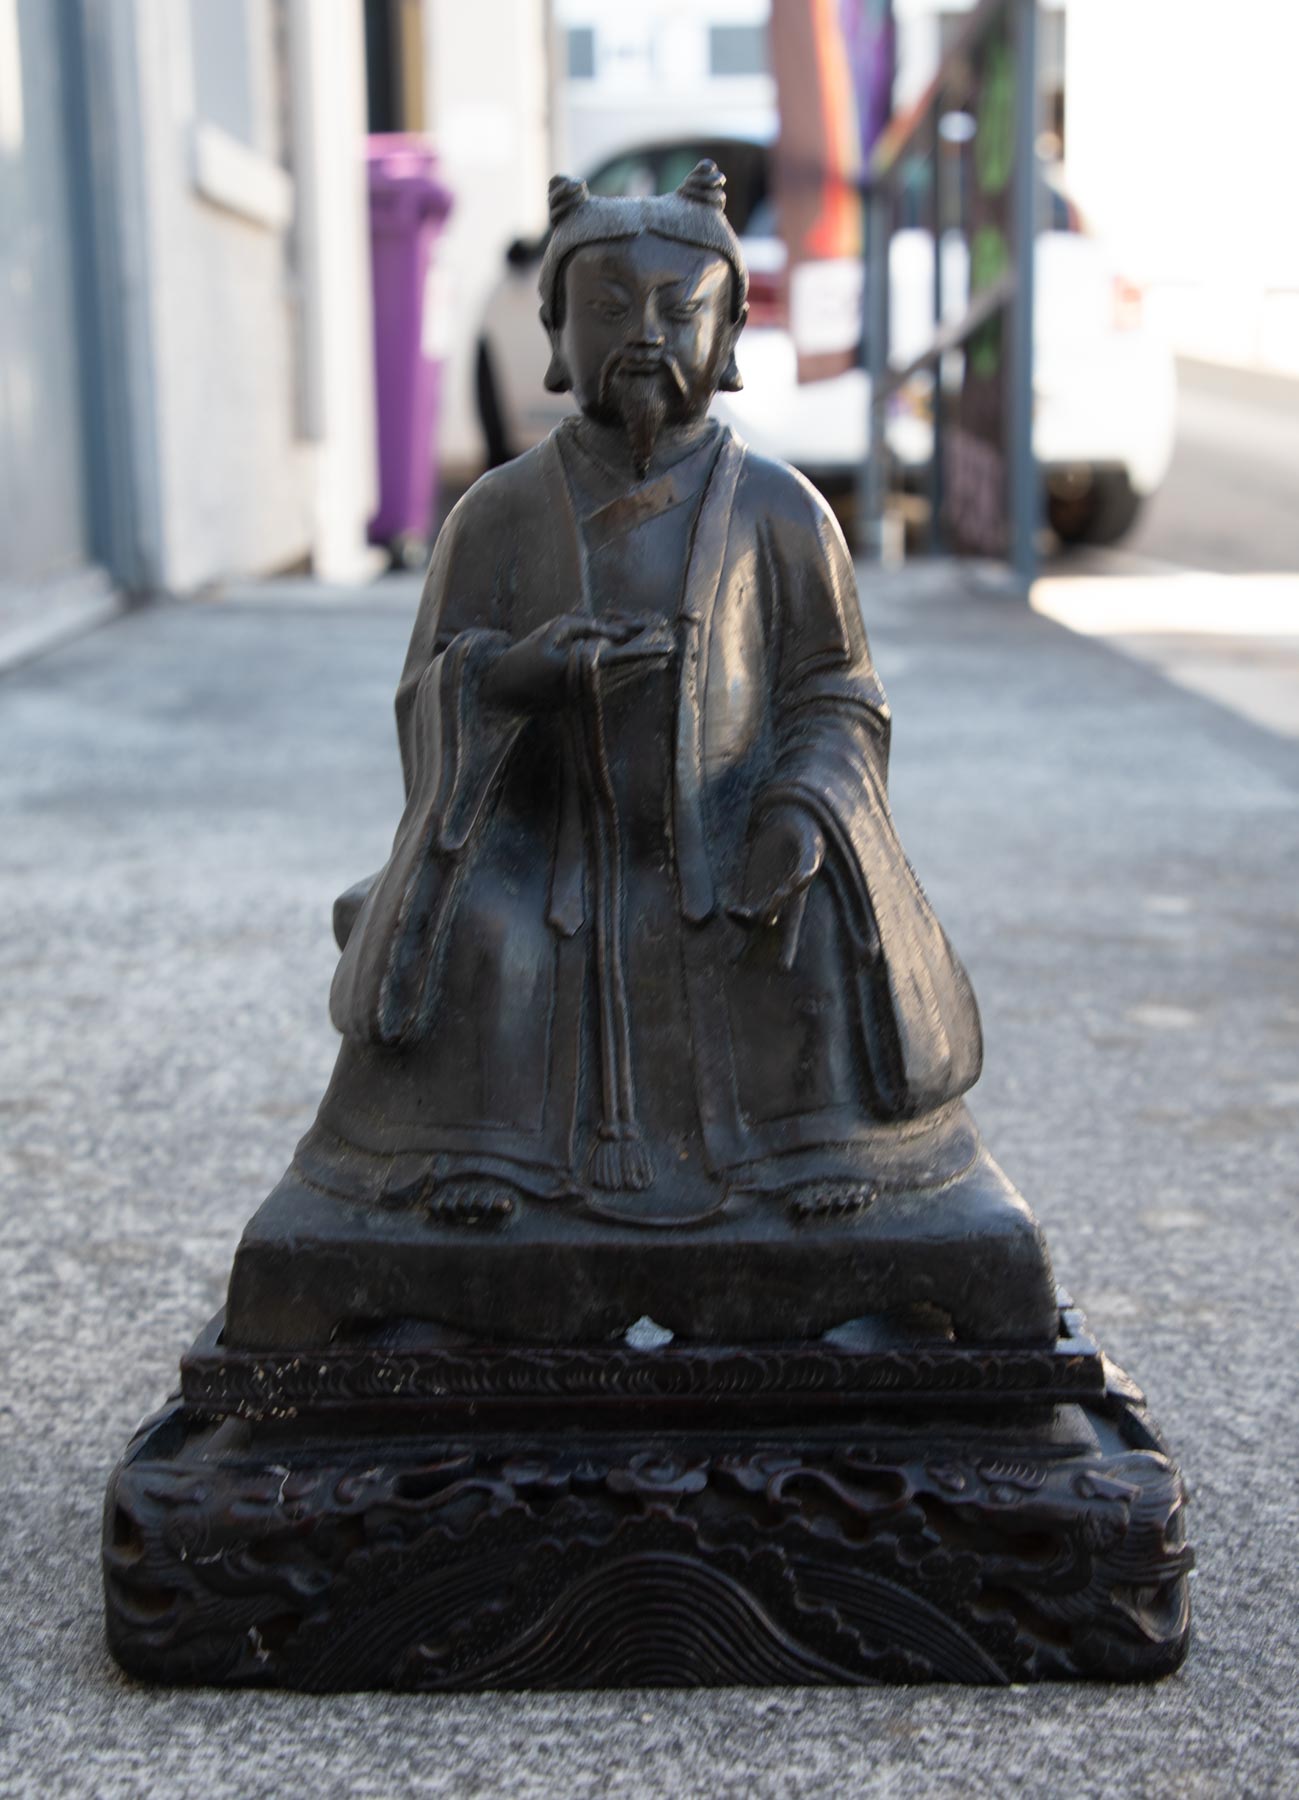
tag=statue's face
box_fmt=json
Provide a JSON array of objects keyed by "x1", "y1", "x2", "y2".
[{"x1": 553, "y1": 233, "x2": 740, "y2": 456}]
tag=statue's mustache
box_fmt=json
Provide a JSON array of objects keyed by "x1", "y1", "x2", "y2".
[{"x1": 598, "y1": 348, "x2": 688, "y2": 409}]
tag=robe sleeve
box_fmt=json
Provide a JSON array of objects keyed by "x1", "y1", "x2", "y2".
[
  {"x1": 755, "y1": 478, "x2": 983, "y2": 1115},
  {"x1": 393, "y1": 481, "x2": 512, "y2": 797},
  {"x1": 329, "y1": 487, "x2": 524, "y2": 1047}
]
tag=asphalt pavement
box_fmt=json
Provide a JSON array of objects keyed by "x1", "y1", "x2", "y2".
[
  {"x1": 2, "y1": 555, "x2": 1297, "y2": 1797},
  {"x1": 1034, "y1": 357, "x2": 1299, "y2": 745},
  {"x1": 1121, "y1": 357, "x2": 1299, "y2": 575}
]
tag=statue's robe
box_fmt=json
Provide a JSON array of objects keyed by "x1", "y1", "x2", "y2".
[{"x1": 298, "y1": 420, "x2": 982, "y2": 1218}]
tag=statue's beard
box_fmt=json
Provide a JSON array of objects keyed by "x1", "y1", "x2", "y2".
[{"x1": 598, "y1": 353, "x2": 690, "y2": 479}]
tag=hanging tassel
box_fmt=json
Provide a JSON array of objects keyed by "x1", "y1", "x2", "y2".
[{"x1": 589, "y1": 1123, "x2": 654, "y2": 1193}]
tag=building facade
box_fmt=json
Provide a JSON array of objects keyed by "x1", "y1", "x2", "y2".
[
  {"x1": 552, "y1": 0, "x2": 776, "y2": 176},
  {"x1": 0, "y1": 0, "x2": 377, "y2": 628}
]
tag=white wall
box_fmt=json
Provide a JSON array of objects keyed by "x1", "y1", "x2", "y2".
[
  {"x1": 890, "y1": 0, "x2": 1067, "y2": 111},
  {"x1": 553, "y1": 0, "x2": 775, "y2": 175},
  {"x1": 423, "y1": 0, "x2": 553, "y2": 471},
  {"x1": 890, "y1": 0, "x2": 943, "y2": 112},
  {"x1": 0, "y1": 0, "x2": 92, "y2": 586},
  {"x1": 118, "y1": 0, "x2": 376, "y2": 592},
  {"x1": 1064, "y1": 0, "x2": 1299, "y2": 375},
  {"x1": 286, "y1": 0, "x2": 379, "y2": 582}
]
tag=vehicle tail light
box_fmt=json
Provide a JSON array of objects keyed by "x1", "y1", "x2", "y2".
[
  {"x1": 746, "y1": 267, "x2": 788, "y2": 330},
  {"x1": 1112, "y1": 275, "x2": 1144, "y2": 331}
]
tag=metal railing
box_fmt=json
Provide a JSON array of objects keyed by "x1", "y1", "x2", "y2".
[{"x1": 859, "y1": 0, "x2": 1040, "y2": 591}]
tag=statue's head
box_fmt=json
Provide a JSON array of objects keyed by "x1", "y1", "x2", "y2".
[{"x1": 538, "y1": 160, "x2": 749, "y2": 472}]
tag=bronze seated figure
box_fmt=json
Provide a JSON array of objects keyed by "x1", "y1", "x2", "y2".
[
  {"x1": 103, "y1": 165, "x2": 1192, "y2": 1690},
  {"x1": 226, "y1": 161, "x2": 1053, "y2": 1351}
]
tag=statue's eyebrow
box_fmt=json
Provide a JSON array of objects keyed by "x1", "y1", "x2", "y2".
[
  {"x1": 658, "y1": 261, "x2": 724, "y2": 301},
  {"x1": 654, "y1": 278, "x2": 703, "y2": 306}
]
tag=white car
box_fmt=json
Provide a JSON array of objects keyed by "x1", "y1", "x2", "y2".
[{"x1": 475, "y1": 135, "x2": 1176, "y2": 547}]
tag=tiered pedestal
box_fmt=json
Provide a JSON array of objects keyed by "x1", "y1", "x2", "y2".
[{"x1": 103, "y1": 1299, "x2": 1191, "y2": 1689}]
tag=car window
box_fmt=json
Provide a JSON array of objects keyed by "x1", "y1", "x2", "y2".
[
  {"x1": 1046, "y1": 183, "x2": 1078, "y2": 231},
  {"x1": 585, "y1": 141, "x2": 771, "y2": 238},
  {"x1": 657, "y1": 146, "x2": 715, "y2": 193},
  {"x1": 744, "y1": 196, "x2": 778, "y2": 238},
  {"x1": 699, "y1": 141, "x2": 769, "y2": 237},
  {"x1": 587, "y1": 153, "x2": 658, "y2": 199}
]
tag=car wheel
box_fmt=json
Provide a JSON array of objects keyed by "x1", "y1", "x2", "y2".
[
  {"x1": 1048, "y1": 468, "x2": 1144, "y2": 548},
  {"x1": 475, "y1": 341, "x2": 515, "y2": 469}
]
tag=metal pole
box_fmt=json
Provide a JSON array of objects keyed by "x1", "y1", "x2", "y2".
[
  {"x1": 859, "y1": 178, "x2": 891, "y2": 562},
  {"x1": 927, "y1": 106, "x2": 944, "y2": 556},
  {"x1": 65, "y1": 0, "x2": 165, "y2": 596},
  {"x1": 1007, "y1": 0, "x2": 1040, "y2": 593}
]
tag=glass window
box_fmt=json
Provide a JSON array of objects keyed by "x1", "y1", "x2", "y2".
[
  {"x1": 657, "y1": 147, "x2": 713, "y2": 193},
  {"x1": 586, "y1": 141, "x2": 770, "y2": 235},
  {"x1": 567, "y1": 26, "x2": 596, "y2": 80},
  {"x1": 189, "y1": 0, "x2": 278, "y2": 155},
  {"x1": 708, "y1": 24, "x2": 768, "y2": 78},
  {"x1": 587, "y1": 152, "x2": 658, "y2": 199}
]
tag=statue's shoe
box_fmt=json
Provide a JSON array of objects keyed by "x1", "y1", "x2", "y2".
[{"x1": 369, "y1": 1170, "x2": 520, "y2": 1224}]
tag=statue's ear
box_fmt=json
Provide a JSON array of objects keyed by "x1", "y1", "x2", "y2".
[
  {"x1": 542, "y1": 315, "x2": 572, "y2": 393},
  {"x1": 717, "y1": 304, "x2": 748, "y2": 392}
]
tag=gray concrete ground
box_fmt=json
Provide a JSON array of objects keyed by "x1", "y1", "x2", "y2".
[
  {"x1": 0, "y1": 569, "x2": 121, "y2": 679},
  {"x1": 1120, "y1": 358, "x2": 1299, "y2": 576},
  {"x1": 2, "y1": 564, "x2": 1298, "y2": 1798},
  {"x1": 1030, "y1": 357, "x2": 1299, "y2": 754}
]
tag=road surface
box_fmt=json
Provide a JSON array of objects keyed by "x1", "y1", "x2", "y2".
[
  {"x1": 1124, "y1": 357, "x2": 1299, "y2": 574},
  {"x1": 1037, "y1": 357, "x2": 1299, "y2": 738}
]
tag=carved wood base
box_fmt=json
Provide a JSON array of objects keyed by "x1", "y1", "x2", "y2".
[{"x1": 103, "y1": 1311, "x2": 1192, "y2": 1689}]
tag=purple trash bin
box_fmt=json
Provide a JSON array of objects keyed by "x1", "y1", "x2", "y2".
[{"x1": 366, "y1": 135, "x2": 454, "y2": 550}]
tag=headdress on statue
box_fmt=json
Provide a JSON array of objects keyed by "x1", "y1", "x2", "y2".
[{"x1": 537, "y1": 159, "x2": 750, "y2": 331}]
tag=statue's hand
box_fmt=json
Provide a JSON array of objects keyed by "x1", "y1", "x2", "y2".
[
  {"x1": 595, "y1": 617, "x2": 677, "y2": 685},
  {"x1": 729, "y1": 802, "x2": 826, "y2": 970},
  {"x1": 483, "y1": 614, "x2": 643, "y2": 713}
]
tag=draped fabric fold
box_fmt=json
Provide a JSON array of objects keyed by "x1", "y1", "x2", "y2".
[
  {"x1": 308, "y1": 422, "x2": 984, "y2": 1215},
  {"x1": 570, "y1": 636, "x2": 653, "y2": 1191},
  {"x1": 671, "y1": 432, "x2": 739, "y2": 924},
  {"x1": 329, "y1": 629, "x2": 521, "y2": 1046},
  {"x1": 758, "y1": 701, "x2": 983, "y2": 1115}
]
